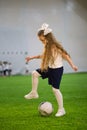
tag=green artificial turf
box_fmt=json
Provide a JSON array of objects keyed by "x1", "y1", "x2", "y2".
[{"x1": 0, "y1": 73, "x2": 87, "y2": 130}]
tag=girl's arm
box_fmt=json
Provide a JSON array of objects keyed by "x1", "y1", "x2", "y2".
[
  {"x1": 26, "y1": 55, "x2": 42, "y2": 62},
  {"x1": 62, "y1": 53, "x2": 78, "y2": 71}
]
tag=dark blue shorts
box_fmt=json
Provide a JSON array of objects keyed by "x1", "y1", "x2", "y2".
[{"x1": 36, "y1": 67, "x2": 63, "y2": 89}]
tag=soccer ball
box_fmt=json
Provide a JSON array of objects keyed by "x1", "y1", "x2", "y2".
[{"x1": 38, "y1": 101, "x2": 53, "y2": 116}]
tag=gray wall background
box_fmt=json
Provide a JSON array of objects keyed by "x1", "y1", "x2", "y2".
[{"x1": 0, "y1": 0, "x2": 87, "y2": 74}]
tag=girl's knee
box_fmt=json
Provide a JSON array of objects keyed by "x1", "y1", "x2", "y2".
[
  {"x1": 32, "y1": 70, "x2": 40, "y2": 78},
  {"x1": 52, "y1": 87, "x2": 58, "y2": 93},
  {"x1": 52, "y1": 87, "x2": 61, "y2": 94}
]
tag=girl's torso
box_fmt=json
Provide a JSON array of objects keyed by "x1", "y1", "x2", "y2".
[{"x1": 49, "y1": 53, "x2": 63, "y2": 68}]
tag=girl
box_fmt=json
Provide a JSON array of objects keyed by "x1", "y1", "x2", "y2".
[{"x1": 24, "y1": 23, "x2": 78, "y2": 117}]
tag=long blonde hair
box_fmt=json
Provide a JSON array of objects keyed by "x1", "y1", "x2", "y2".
[{"x1": 38, "y1": 30, "x2": 70, "y2": 71}]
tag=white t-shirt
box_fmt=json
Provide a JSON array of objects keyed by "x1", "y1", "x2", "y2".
[{"x1": 49, "y1": 53, "x2": 63, "y2": 68}]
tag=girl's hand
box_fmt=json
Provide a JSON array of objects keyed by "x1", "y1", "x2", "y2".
[
  {"x1": 62, "y1": 53, "x2": 78, "y2": 72},
  {"x1": 72, "y1": 65, "x2": 78, "y2": 71},
  {"x1": 25, "y1": 55, "x2": 42, "y2": 62},
  {"x1": 25, "y1": 57, "x2": 31, "y2": 62}
]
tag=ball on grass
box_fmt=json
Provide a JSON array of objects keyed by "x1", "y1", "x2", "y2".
[{"x1": 38, "y1": 101, "x2": 53, "y2": 116}]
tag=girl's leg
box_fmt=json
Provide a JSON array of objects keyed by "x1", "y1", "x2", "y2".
[
  {"x1": 52, "y1": 87, "x2": 66, "y2": 117},
  {"x1": 24, "y1": 70, "x2": 41, "y2": 99}
]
